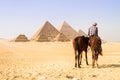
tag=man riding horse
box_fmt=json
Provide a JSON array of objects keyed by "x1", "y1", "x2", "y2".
[{"x1": 88, "y1": 22, "x2": 102, "y2": 68}]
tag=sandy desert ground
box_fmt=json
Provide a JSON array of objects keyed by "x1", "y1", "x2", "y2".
[{"x1": 0, "y1": 39, "x2": 120, "y2": 80}]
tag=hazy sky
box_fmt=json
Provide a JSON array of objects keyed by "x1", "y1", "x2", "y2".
[{"x1": 0, "y1": 0, "x2": 120, "y2": 42}]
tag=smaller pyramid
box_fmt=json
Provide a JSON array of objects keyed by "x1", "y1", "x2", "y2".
[
  {"x1": 54, "y1": 33, "x2": 70, "y2": 42},
  {"x1": 58, "y1": 21, "x2": 79, "y2": 40},
  {"x1": 31, "y1": 21, "x2": 59, "y2": 42},
  {"x1": 15, "y1": 34, "x2": 29, "y2": 42}
]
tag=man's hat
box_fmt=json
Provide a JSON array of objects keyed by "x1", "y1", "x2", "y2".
[{"x1": 92, "y1": 22, "x2": 97, "y2": 26}]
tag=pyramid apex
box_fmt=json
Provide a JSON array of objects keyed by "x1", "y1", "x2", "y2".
[
  {"x1": 63, "y1": 20, "x2": 67, "y2": 23},
  {"x1": 42, "y1": 21, "x2": 53, "y2": 27},
  {"x1": 45, "y1": 21, "x2": 51, "y2": 24},
  {"x1": 62, "y1": 21, "x2": 69, "y2": 25}
]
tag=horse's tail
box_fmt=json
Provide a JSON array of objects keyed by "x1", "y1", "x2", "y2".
[
  {"x1": 99, "y1": 46, "x2": 102, "y2": 56},
  {"x1": 95, "y1": 37, "x2": 102, "y2": 56},
  {"x1": 96, "y1": 45, "x2": 102, "y2": 56},
  {"x1": 75, "y1": 38, "x2": 80, "y2": 53}
]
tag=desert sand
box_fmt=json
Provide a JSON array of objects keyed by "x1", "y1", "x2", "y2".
[{"x1": 0, "y1": 39, "x2": 120, "y2": 80}]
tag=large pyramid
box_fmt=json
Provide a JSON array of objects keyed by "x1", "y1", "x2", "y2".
[
  {"x1": 31, "y1": 21, "x2": 59, "y2": 42},
  {"x1": 58, "y1": 21, "x2": 79, "y2": 40}
]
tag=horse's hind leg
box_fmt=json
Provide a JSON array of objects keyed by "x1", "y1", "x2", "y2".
[
  {"x1": 92, "y1": 55, "x2": 95, "y2": 68},
  {"x1": 73, "y1": 40, "x2": 77, "y2": 68},
  {"x1": 95, "y1": 59, "x2": 99, "y2": 68},
  {"x1": 74, "y1": 50, "x2": 77, "y2": 67},
  {"x1": 85, "y1": 50, "x2": 89, "y2": 65},
  {"x1": 78, "y1": 53, "x2": 81, "y2": 68},
  {"x1": 79, "y1": 53, "x2": 82, "y2": 65},
  {"x1": 77, "y1": 50, "x2": 81, "y2": 68},
  {"x1": 95, "y1": 53, "x2": 99, "y2": 67},
  {"x1": 92, "y1": 50, "x2": 95, "y2": 68},
  {"x1": 96, "y1": 61, "x2": 99, "y2": 67}
]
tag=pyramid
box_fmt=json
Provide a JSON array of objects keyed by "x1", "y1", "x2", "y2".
[
  {"x1": 54, "y1": 33, "x2": 70, "y2": 42},
  {"x1": 78, "y1": 29, "x2": 87, "y2": 37},
  {"x1": 15, "y1": 34, "x2": 29, "y2": 42},
  {"x1": 58, "y1": 21, "x2": 79, "y2": 40},
  {"x1": 31, "y1": 21, "x2": 59, "y2": 42}
]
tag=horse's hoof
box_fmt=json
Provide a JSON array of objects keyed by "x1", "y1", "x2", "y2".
[
  {"x1": 75, "y1": 64, "x2": 77, "y2": 68},
  {"x1": 79, "y1": 62, "x2": 81, "y2": 65},
  {"x1": 87, "y1": 63, "x2": 89, "y2": 65},
  {"x1": 78, "y1": 66, "x2": 81, "y2": 68},
  {"x1": 97, "y1": 64, "x2": 99, "y2": 68}
]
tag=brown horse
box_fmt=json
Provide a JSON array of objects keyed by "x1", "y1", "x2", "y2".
[
  {"x1": 89, "y1": 35, "x2": 102, "y2": 68},
  {"x1": 72, "y1": 36, "x2": 89, "y2": 68}
]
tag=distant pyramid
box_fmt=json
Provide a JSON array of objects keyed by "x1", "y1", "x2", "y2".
[
  {"x1": 31, "y1": 21, "x2": 59, "y2": 42},
  {"x1": 54, "y1": 33, "x2": 70, "y2": 42},
  {"x1": 15, "y1": 34, "x2": 29, "y2": 42},
  {"x1": 58, "y1": 21, "x2": 79, "y2": 40}
]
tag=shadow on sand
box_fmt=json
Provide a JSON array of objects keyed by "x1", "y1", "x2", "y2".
[{"x1": 99, "y1": 64, "x2": 120, "y2": 68}]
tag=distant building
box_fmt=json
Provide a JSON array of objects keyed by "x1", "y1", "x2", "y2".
[{"x1": 15, "y1": 34, "x2": 29, "y2": 42}]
